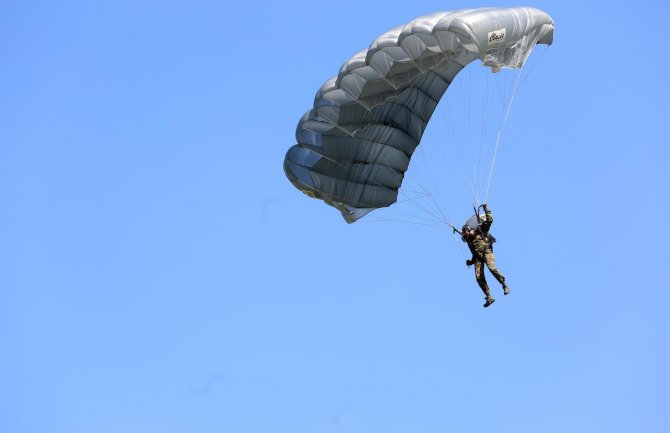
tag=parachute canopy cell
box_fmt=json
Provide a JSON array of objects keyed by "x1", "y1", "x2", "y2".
[{"x1": 284, "y1": 7, "x2": 554, "y2": 223}]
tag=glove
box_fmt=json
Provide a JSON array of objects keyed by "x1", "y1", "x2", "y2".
[
  {"x1": 481, "y1": 203, "x2": 488, "y2": 210},
  {"x1": 466, "y1": 259, "x2": 473, "y2": 266}
]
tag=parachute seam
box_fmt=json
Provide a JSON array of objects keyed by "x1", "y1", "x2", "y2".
[{"x1": 298, "y1": 141, "x2": 409, "y2": 173}]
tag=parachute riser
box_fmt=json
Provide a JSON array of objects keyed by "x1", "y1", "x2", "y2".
[{"x1": 474, "y1": 204, "x2": 484, "y2": 228}]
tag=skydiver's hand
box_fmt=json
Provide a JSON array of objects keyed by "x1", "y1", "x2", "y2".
[
  {"x1": 466, "y1": 259, "x2": 473, "y2": 267},
  {"x1": 481, "y1": 203, "x2": 488, "y2": 210}
]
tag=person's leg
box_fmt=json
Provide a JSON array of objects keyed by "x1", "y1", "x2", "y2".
[
  {"x1": 475, "y1": 260, "x2": 495, "y2": 307},
  {"x1": 484, "y1": 250, "x2": 509, "y2": 295}
]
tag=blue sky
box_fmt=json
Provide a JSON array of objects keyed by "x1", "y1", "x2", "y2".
[{"x1": 2, "y1": 1, "x2": 668, "y2": 432}]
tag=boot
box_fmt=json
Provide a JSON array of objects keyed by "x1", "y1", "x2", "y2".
[
  {"x1": 503, "y1": 285, "x2": 510, "y2": 295},
  {"x1": 483, "y1": 296, "x2": 495, "y2": 308}
]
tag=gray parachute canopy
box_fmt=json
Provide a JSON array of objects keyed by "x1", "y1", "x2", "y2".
[{"x1": 284, "y1": 7, "x2": 554, "y2": 223}]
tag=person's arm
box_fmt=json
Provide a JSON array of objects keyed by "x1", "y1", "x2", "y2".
[
  {"x1": 465, "y1": 244, "x2": 475, "y2": 266},
  {"x1": 480, "y1": 204, "x2": 493, "y2": 233}
]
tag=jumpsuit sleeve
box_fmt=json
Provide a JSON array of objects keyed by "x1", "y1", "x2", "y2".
[
  {"x1": 466, "y1": 243, "x2": 476, "y2": 263},
  {"x1": 480, "y1": 209, "x2": 493, "y2": 234}
]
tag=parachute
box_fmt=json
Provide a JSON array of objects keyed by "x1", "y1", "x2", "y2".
[{"x1": 284, "y1": 7, "x2": 554, "y2": 223}]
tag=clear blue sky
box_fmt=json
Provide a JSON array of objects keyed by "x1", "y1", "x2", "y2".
[{"x1": 2, "y1": 1, "x2": 668, "y2": 432}]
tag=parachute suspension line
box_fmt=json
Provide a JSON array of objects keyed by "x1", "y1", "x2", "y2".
[
  {"x1": 365, "y1": 163, "x2": 457, "y2": 228},
  {"x1": 465, "y1": 62, "x2": 478, "y2": 203},
  {"x1": 371, "y1": 129, "x2": 453, "y2": 225},
  {"x1": 362, "y1": 213, "x2": 452, "y2": 229},
  {"x1": 409, "y1": 62, "x2": 493, "y2": 228},
  {"x1": 410, "y1": 136, "x2": 451, "y2": 224},
  {"x1": 365, "y1": 206, "x2": 443, "y2": 223},
  {"x1": 442, "y1": 94, "x2": 478, "y2": 201},
  {"x1": 484, "y1": 65, "x2": 524, "y2": 204},
  {"x1": 367, "y1": 139, "x2": 453, "y2": 225},
  {"x1": 415, "y1": 99, "x2": 479, "y2": 227},
  {"x1": 519, "y1": 44, "x2": 550, "y2": 89},
  {"x1": 461, "y1": 67, "x2": 478, "y2": 202},
  {"x1": 420, "y1": 110, "x2": 476, "y2": 219},
  {"x1": 465, "y1": 64, "x2": 473, "y2": 180},
  {"x1": 366, "y1": 98, "x2": 469, "y2": 228},
  {"x1": 473, "y1": 66, "x2": 496, "y2": 206},
  {"x1": 423, "y1": 127, "x2": 473, "y2": 213},
  {"x1": 397, "y1": 129, "x2": 442, "y2": 216},
  {"x1": 334, "y1": 85, "x2": 468, "y2": 227},
  {"x1": 402, "y1": 64, "x2": 503, "y2": 234},
  {"x1": 314, "y1": 149, "x2": 448, "y2": 225},
  {"x1": 385, "y1": 119, "x2": 475, "y2": 231},
  {"x1": 360, "y1": 207, "x2": 473, "y2": 246}
]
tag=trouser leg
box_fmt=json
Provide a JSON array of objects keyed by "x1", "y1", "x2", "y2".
[
  {"x1": 474, "y1": 260, "x2": 491, "y2": 297},
  {"x1": 484, "y1": 250, "x2": 506, "y2": 287}
]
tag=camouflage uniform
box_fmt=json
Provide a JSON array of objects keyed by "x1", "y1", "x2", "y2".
[{"x1": 465, "y1": 209, "x2": 508, "y2": 301}]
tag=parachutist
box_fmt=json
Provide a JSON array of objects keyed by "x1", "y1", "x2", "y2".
[{"x1": 461, "y1": 203, "x2": 510, "y2": 307}]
